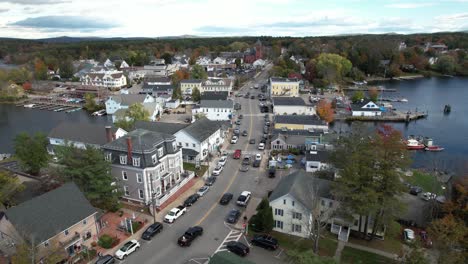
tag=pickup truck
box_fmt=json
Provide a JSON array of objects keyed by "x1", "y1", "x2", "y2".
[
  {"x1": 164, "y1": 205, "x2": 186, "y2": 223},
  {"x1": 177, "y1": 226, "x2": 204, "y2": 247},
  {"x1": 233, "y1": 149, "x2": 242, "y2": 159}
]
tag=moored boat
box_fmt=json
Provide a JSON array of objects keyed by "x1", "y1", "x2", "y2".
[
  {"x1": 405, "y1": 138, "x2": 425, "y2": 150},
  {"x1": 23, "y1": 104, "x2": 35, "y2": 108},
  {"x1": 425, "y1": 146, "x2": 444, "y2": 152}
]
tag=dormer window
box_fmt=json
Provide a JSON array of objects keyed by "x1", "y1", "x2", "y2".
[
  {"x1": 105, "y1": 153, "x2": 112, "y2": 162},
  {"x1": 158, "y1": 148, "x2": 164, "y2": 158},
  {"x1": 152, "y1": 154, "x2": 157, "y2": 164},
  {"x1": 132, "y1": 157, "x2": 140, "y2": 167},
  {"x1": 120, "y1": 155, "x2": 127, "y2": 165}
]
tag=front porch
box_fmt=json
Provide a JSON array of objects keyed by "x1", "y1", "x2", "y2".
[
  {"x1": 154, "y1": 171, "x2": 195, "y2": 209},
  {"x1": 331, "y1": 218, "x2": 352, "y2": 242}
]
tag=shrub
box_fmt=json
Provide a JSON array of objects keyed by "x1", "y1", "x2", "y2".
[{"x1": 98, "y1": 234, "x2": 114, "y2": 249}]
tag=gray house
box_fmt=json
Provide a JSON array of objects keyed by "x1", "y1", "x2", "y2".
[{"x1": 101, "y1": 129, "x2": 192, "y2": 207}]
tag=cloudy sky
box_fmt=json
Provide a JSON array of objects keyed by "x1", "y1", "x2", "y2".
[{"x1": 0, "y1": 0, "x2": 467, "y2": 39}]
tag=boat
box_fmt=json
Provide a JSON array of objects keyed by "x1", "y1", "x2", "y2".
[
  {"x1": 443, "y1": 104, "x2": 451, "y2": 114},
  {"x1": 23, "y1": 104, "x2": 35, "y2": 108},
  {"x1": 425, "y1": 146, "x2": 444, "y2": 152},
  {"x1": 405, "y1": 138, "x2": 425, "y2": 150},
  {"x1": 92, "y1": 109, "x2": 107, "y2": 116},
  {"x1": 399, "y1": 98, "x2": 408, "y2": 103}
]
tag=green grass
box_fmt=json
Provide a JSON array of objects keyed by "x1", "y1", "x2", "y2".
[
  {"x1": 183, "y1": 162, "x2": 208, "y2": 176},
  {"x1": 268, "y1": 231, "x2": 338, "y2": 257},
  {"x1": 341, "y1": 247, "x2": 396, "y2": 264},
  {"x1": 406, "y1": 170, "x2": 444, "y2": 195}
]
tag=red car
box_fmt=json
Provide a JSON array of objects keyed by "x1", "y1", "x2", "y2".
[{"x1": 233, "y1": 149, "x2": 242, "y2": 159}]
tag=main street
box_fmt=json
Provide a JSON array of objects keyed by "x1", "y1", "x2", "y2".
[{"x1": 119, "y1": 65, "x2": 285, "y2": 264}]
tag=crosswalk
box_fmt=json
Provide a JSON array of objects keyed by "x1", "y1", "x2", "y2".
[{"x1": 214, "y1": 229, "x2": 244, "y2": 254}]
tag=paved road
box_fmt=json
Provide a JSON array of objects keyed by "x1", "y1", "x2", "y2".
[{"x1": 114, "y1": 65, "x2": 286, "y2": 264}]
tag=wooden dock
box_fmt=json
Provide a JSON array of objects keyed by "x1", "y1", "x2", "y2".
[
  {"x1": 343, "y1": 87, "x2": 397, "y2": 92},
  {"x1": 17, "y1": 99, "x2": 84, "y2": 113},
  {"x1": 338, "y1": 111, "x2": 428, "y2": 122}
]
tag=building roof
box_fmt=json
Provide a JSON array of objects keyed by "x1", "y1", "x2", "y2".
[
  {"x1": 102, "y1": 129, "x2": 174, "y2": 153},
  {"x1": 271, "y1": 133, "x2": 306, "y2": 146},
  {"x1": 272, "y1": 97, "x2": 306, "y2": 106},
  {"x1": 108, "y1": 94, "x2": 148, "y2": 106},
  {"x1": 275, "y1": 115, "x2": 327, "y2": 126},
  {"x1": 142, "y1": 83, "x2": 174, "y2": 92},
  {"x1": 305, "y1": 151, "x2": 330, "y2": 163},
  {"x1": 269, "y1": 170, "x2": 332, "y2": 210},
  {"x1": 5, "y1": 182, "x2": 97, "y2": 243},
  {"x1": 182, "y1": 148, "x2": 199, "y2": 157},
  {"x1": 270, "y1": 77, "x2": 300, "y2": 83},
  {"x1": 48, "y1": 122, "x2": 115, "y2": 145},
  {"x1": 134, "y1": 121, "x2": 188, "y2": 134},
  {"x1": 200, "y1": 100, "x2": 233, "y2": 109},
  {"x1": 201, "y1": 91, "x2": 229, "y2": 101},
  {"x1": 183, "y1": 118, "x2": 223, "y2": 142},
  {"x1": 350, "y1": 100, "x2": 382, "y2": 112},
  {"x1": 202, "y1": 78, "x2": 232, "y2": 87},
  {"x1": 180, "y1": 79, "x2": 202, "y2": 84},
  {"x1": 145, "y1": 76, "x2": 171, "y2": 83}
]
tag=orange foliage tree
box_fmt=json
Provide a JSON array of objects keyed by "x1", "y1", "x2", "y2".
[
  {"x1": 316, "y1": 99, "x2": 334, "y2": 123},
  {"x1": 368, "y1": 87, "x2": 379, "y2": 102},
  {"x1": 171, "y1": 69, "x2": 190, "y2": 86}
]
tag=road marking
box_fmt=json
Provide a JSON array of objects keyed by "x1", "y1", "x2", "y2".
[
  {"x1": 214, "y1": 229, "x2": 244, "y2": 254},
  {"x1": 275, "y1": 248, "x2": 284, "y2": 258},
  {"x1": 195, "y1": 83, "x2": 256, "y2": 226}
]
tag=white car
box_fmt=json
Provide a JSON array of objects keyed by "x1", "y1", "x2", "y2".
[
  {"x1": 421, "y1": 192, "x2": 437, "y2": 201},
  {"x1": 236, "y1": 191, "x2": 252, "y2": 207},
  {"x1": 403, "y1": 228, "x2": 415, "y2": 243},
  {"x1": 115, "y1": 239, "x2": 140, "y2": 259},
  {"x1": 164, "y1": 206, "x2": 186, "y2": 223},
  {"x1": 212, "y1": 165, "x2": 223, "y2": 176},
  {"x1": 231, "y1": 136, "x2": 238, "y2": 144},
  {"x1": 218, "y1": 156, "x2": 227, "y2": 167},
  {"x1": 197, "y1": 186, "x2": 210, "y2": 197},
  {"x1": 258, "y1": 143, "x2": 265, "y2": 150},
  {"x1": 255, "y1": 154, "x2": 262, "y2": 161}
]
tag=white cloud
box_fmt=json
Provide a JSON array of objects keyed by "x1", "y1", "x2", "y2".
[{"x1": 385, "y1": 3, "x2": 435, "y2": 8}]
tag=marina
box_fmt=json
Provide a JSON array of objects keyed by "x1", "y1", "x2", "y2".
[
  {"x1": 17, "y1": 99, "x2": 84, "y2": 113},
  {"x1": 340, "y1": 110, "x2": 428, "y2": 122}
]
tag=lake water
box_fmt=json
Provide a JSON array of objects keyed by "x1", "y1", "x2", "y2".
[{"x1": 1, "y1": 77, "x2": 467, "y2": 175}]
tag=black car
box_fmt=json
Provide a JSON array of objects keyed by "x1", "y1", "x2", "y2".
[
  {"x1": 410, "y1": 186, "x2": 423, "y2": 195},
  {"x1": 141, "y1": 222, "x2": 163, "y2": 240},
  {"x1": 226, "y1": 209, "x2": 241, "y2": 224},
  {"x1": 250, "y1": 95, "x2": 255, "y2": 99},
  {"x1": 236, "y1": 120, "x2": 241, "y2": 125},
  {"x1": 226, "y1": 241, "x2": 250, "y2": 257},
  {"x1": 183, "y1": 194, "x2": 200, "y2": 207},
  {"x1": 220, "y1": 193, "x2": 233, "y2": 205},
  {"x1": 242, "y1": 130, "x2": 248, "y2": 136},
  {"x1": 177, "y1": 226, "x2": 203, "y2": 247},
  {"x1": 249, "y1": 139, "x2": 256, "y2": 144},
  {"x1": 95, "y1": 255, "x2": 115, "y2": 264},
  {"x1": 251, "y1": 234, "x2": 279, "y2": 250},
  {"x1": 238, "y1": 114, "x2": 243, "y2": 119},
  {"x1": 205, "y1": 176, "x2": 216, "y2": 186},
  {"x1": 253, "y1": 160, "x2": 261, "y2": 168},
  {"x1": 268, "y1": 167, "x2": 276, "y2": 178}
]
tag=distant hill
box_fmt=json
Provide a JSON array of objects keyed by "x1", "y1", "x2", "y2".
[{"x1": 15, "y1": 35, "x2": 203, "y2": 43}]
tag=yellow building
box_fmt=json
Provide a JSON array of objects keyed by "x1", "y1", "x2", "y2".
[
  {"x1": 180, "y1": 79, "x2": 202, "y2": 95},
  {"x1": 270, "y1": 77, "x2": 300, "y2": 97}
]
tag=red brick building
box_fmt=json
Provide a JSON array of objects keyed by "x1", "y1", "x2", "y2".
[{"x1": 244, "y1": 39, "x2": 264, "y2": 64}]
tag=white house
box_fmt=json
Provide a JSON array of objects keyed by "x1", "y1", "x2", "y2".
[
  {"x1": 103, "y1": 58, "x2": 114, "y2": 68},
  {"x1": 213, "y1": 57, "x2": 227, "y2": 65},
  {"x1": 305, "y1": 150, "x2": 330, "y2": 173},
  {"x1": 272, "y1": 97, "x2": 316, "y2": 115},
  {"x1": 112, "y1": 102, "x2": 162, "y2": 123},
  {"x1": 351, "y1": 101, "x2": 382, "y2": 117},
  {"x1": 81, "y1": 71, "x2": 127, "y2": 89},
  {"x1": 201, "y1": 78, "x2": 233, "y2": 94},
  {"x1": 47, "y1": 123, "x2": 127, "y2": 154},
  {"x1": 196, "y1": 56, "x2": 212, "y2": 65},
  {"x1": 192, "y1": 100, "x2": 234, "y2": 121},
  {"x1": 105, "y1": 94, "x2": 155, "y2": 114},
  {"x1": 120, "y1": 60, "x2": 130, "y2": 69},
  {"x1": 253, "y1": 59, "x2": 266, "y2": 68}
]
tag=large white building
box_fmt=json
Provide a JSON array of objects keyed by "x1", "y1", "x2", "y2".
[
  {"x1": 272, "y1": 97, "x2": 315, "y2": 115},
  {"x1": 192, "y1": 100, "x2": 234, "y2": 121},
  {"x1": 105, "y1": 94, "x2": 155, "y2": 114},
  {"x1": 351, "y1": 101, "x2": 382, "y2": 117},
  {"x1": 81, "y1": 71, "x2": 127, "y2": 89},
  {"x1": 201, "y1": 78, "x2": 233, "y2": 94}
]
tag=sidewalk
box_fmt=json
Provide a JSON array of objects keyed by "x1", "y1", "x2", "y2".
[{"x1": 332, "y1": 239, "x2": 399, "y2": 261}]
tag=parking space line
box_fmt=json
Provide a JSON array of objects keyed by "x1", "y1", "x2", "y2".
[{"x1": 274, "y1": 248, "x2": 284, "y2": 258}]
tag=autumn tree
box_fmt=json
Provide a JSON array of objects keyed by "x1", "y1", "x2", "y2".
[
  {"x1": 34, "y1": 58, "x2": 48, "y2": 80},
  {"x1": 316, "y1": 99, "x2": 334, "y2": 123},
  {"x1": 190, "y1": 64, "x2": 207, "y2": 79},
  {"x1": 368, "y1": 87, "x2": 379, "y2": 102},
  {"x1": 313, "y1": 53, "x2": 352, "y2": 84},
  {"x1": 171, "y1": 69, "x2": 190, "y2": 86},
  {"x1": 14, "y1": 132, "x2": 49, "y2": 175}
]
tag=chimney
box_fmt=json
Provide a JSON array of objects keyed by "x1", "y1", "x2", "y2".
[
  {"x1": 105, "y1": 126, "x2": 113, "y2": 143},
  {"x1": 126, "y1": 137, "x2": 133, "y2": 163}
]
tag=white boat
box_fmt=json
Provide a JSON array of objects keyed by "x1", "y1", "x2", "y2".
[
  {"x1": 400, "y1": 98, "x2": 408, "y2": 103},
  {"x1": 92, "y1": 109, "x2": 107, "y2": 116},
  {"x1": 24, "y1": 104, "x2": 35, "y2": 108}
]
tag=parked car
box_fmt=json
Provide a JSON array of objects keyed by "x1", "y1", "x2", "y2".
[
  {"x1": 95, "y1": 255, "x2": 115, "y2": 264},
  {"x1": 265, "y1": 121, "x2": 270, "y2": 127},
  {"x1": 183, "y1": 194, "x2": 200, "y2": 207},
  {"x1": 234, "y1": 129, "x2": 240, "y2": 135},
  {"x1": 258, "y1": 143, "x2": 265, "y2": 150},
  {"x1": 403, "y1": 228, "x2": 415, "y2": 243},
  {"x1": 255, "y1": 154, "x2": 262, "y2": 161},
  {"x1": 420, "y1": 230, "x2": 433, "y2": 247},
  {"x1": 410, "y1": 186, "x2": 423, "y2": 195},
  {"x1": 220, "y1": 193, "x2": 233, "y2": 205},
  {"x1": 250, "y1": 95, "x2": 255, "y2": 99},
  {"x1": 268, "y1": 167, "x2": 276, "y2": 178},
  {"x1": 251, "y1": 234, "x2": 279, "y2": 250},
  {"x1": 240, "y1": 165, "x2": 249, "y2": 172},
  {"x1": 197, "y1": 186, "x2": 210, "y2": 197},
  {"x1": 236, "y1": 191, "x2": 251, "y2": 206},
  {"x1": 226, "y1": 209, "x2": 241, "y2": 224},
  {"x1": 114, "y1": 240, "x2": 140, "y2": 259},
  {"x1": 164, "y1": 206, "x2": 187, "y2": 223},
  {"x1": 233, "y1": 149, "x2": 242, "y2": 159},
  {"x1": 421, "y1": 192, "x2": 437, "y2": 201},
  {"x1": 205, "y1": 176, "x2": 217, "y2": 186},
  {"x1": 238, "y1": 114, "x2": 243, "y2": 119},
  {"x1": 249, "y1": 138, "x2": 256, "y2": 144},
  {"x1": 226, "y1": 241, "x2": 250, "y2": 257},
  {"x1": 236, "y1": 120, "x2": 241, "y2": 125},
  {"x1": 177, "y1": 226, "x2": 203, "y2": 247},
  {"x1": 253, "y1": 160, "x2": 261, "y2": 168},
  {"x1": 141, "y1": 222, "x2": 163, "y2": 240},
  {"x1": 231, "y1": 136, "x2": 238, "y2": 144},
  {"x1": 242, "y1": 130, "x2": 248, "y2": 136},
  {"x1": 218, "y1": 156, "x2": 227, "y2": 167},
  {"x1": 242, "y1": 156, "x2": 251, "y2": 165},
  {"x1": 212, "y1": 165, "x2": 223, "y2": 176},
  {"x1": 397, "y1": 218, "x2": 417, "y2": 227}
]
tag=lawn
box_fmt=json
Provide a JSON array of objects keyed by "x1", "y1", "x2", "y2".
[
  {"x1": 268, "y1": 231, "x2": 338, "y2": 257},
  {"x1": 183, "y1": 162, "x2": 208, "y2": 177},
  {"x1": 406, "y1": 170, "x2": 444, "y2": 195},
  {"x1": 341, "y1": 247, "x2": 397, "y2": 264},
  {"x1": 348, "y1": 235, "x2": 402, "y2": 255}
]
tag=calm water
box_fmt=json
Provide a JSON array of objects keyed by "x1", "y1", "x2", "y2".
[{"x1": 1, "y1": 77, "x2": 467, "y2": 175}]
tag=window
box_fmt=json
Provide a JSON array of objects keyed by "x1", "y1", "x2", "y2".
[
  {"x1": 155, "y1": 186, "x2": 161, "y2": 195},
  {"x1": 124, "y1": 186, "x2": 129, "y2": 196},
  {"x1": 132, "y1": 157, "x2": 140, "y2": 167},
  {"x1": 172, "y1": 142, "x2": 177, "y2": 150},
  {"x1": 293, "y1": 212, "x2": 302, "y2": 220},
  {"x1": 292, "y1": 224, "x2": 302, "y2": 233},
  {"x1": 192, "y1": 143, "x2": 196, "y2": 148},
  {"x1": 122, "y1": 171, "x2": 128, "y2": 180},
  {"x1": 175, "y1": 157, "x2": 180, "y2": 166},
  {"x1": 274, "y1": 220, "x2": 283, "y2": 229},
  {"x1": 83, "y1": 219, "x2": 87, "y2": 225},
  {"x1": 283, "y1": 199, "x2": 286, "y2": 205},
  {"x1": 64, "y1": 229, "x2": 69, "y2": 236},
  {"x1": 185, "y1": 143, "x2": 189, "y2": 147},
  {"x1": 160, "y1": 163, "x2": 165, "y2": 173},
  {"x1": 105, "y1": 153, "x2": 112, "y2": 161},
  {"x1": 136, "y1": 173, "x2": 142, "y2": 183},
  {"x1": 119, "y1": 155, "x2": 127, "y2": 165},
  {"x1": 178, "y1": 142, "x2": 182, "y2": 146},
  {"x1": 274, "y1": 208, "x2": 284, "y2": 216},
  {"x1": 158, "y1": 148, "x2": 164, "y2": 157},
  {"x1": 169, "y1": 159, "x2": 174, "y2": 168},
  {"x1": 138, "y1": 189, "x2": 144, "y2": 199},
  {"x1": 152, "y1": 154, "x2": 157, "y2": 164},
  {"x1": 292, "y1": 201, "x2": 295, "y2": 207}
]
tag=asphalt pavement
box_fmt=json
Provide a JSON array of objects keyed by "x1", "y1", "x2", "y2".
[{"x1": 111, "y1": 65, "x2": 286, "y2": 264}]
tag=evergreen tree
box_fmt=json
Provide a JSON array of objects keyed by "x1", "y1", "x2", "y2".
[
  {"x1": 14, "y1": 132, "x2": 49, "y2": 175},
  {"x1": 192, "y1": 87, "x2": 201, "y2": 102}
]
